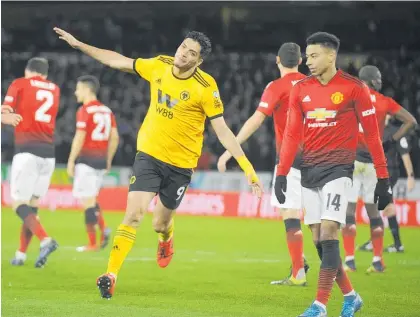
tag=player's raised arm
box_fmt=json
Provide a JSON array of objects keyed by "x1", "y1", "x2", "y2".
[{"x1": 53, "y1": 27, "x2": 134, "y2": 73}]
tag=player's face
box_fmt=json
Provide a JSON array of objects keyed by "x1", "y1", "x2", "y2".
[
  {"x1": 372, "y1": 72, "x2": 382, "y2": 91},
  {"x1": 305, "y1": 45, "x2": 335, "y2": 76},
  {"x1": 174, "y1": 38, "x2": 202, "y2": 69},
  {"x1": 74, "y1": 82, "x2": 86, "y2": 103}
]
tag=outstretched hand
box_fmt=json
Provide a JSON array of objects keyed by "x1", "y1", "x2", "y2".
[{"x1": 53, "y1": 27, "x2": 81, "y2": 49}]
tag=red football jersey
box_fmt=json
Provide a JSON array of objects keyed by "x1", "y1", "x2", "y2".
[
  {"x1": 3, "y1": 76, "x2": 60, "y2": 157},
  {"x1": 76, "y1": 100, "x2": 117, "y2": 169},
  {"x1": 277, "y1": 70, "x2": 389, "y2": 188},
  {"x1": 257, "y1": 72, "x2": 306, "y2": 158},
  {"x1": 356, "y1": 89, "x2": 402, "y2": 162}
]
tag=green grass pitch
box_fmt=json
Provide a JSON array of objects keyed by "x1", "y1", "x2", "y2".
[{"x1": 2, "y1": 208, "x2": 420, "y2": 316}]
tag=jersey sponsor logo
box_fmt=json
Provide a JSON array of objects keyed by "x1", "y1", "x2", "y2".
[
  {"x1": 180, "y1": 91, "x2": 190, "y2": 101},
  {"x1": 5, "y1": 96, "x2": 14, "y2": 102},
  {"x1": 361, "y1": 108, "x2": 375, "y2": 117},
  {"x1": 259, "y1": 101, "x2": 269, "y2": 108},
  {"x1": 302, "y1": 95, "x2": 311, "y2": 102},
  {"x1": 331, "y1": 92, "x2": 344, "y2": 105},
  {"x1": 308, "y1": 121, "x2": 337, "y2": 128},
  {"x1": 306, "y1": 108, "x2": 337, "y2": 121}
]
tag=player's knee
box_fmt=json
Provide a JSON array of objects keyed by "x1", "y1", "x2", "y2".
[
  {"x1": 320, "y1": 220, "x2": 340, "y2": 241},
  {"x1": 84, "y1": 207, "x2": 98, "y2": 224},
  {"x1": 15, "y1": 204, "x2": 35, "y2": 221},
  {"x1": 370, "y1": 217, "x2": 384, "y2": 229},
  {"x1": 365, "y1": 203, "x2": 380, "y2": 220},
  {"x1": 13, "y1": 200, "x2": 29, "y2": 211},
  {"x1": 123, "y1": 205, "x2": 148, "y2": 228},
  {"x1": 284, "y1": 218, "x2": 301, "y2": 232},
  {"x1": 346, "y1": 202, "x2": 357, "y2": 217},
  {"x1": 152, "y1": 217, "x2": 170, "y2": 233},
  {"x1": 383, "y1": 203, "x2": 396, "y2": 217},
  {"x1": 81, "y1": 197, "x2": 96, "y2": 210},
  {"x1": 282, "y1": 208, "x2": 301, "y2": 220}
]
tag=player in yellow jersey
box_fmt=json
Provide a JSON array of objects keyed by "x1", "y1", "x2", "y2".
[{"x1": 54, "y1": 27, "x2": 263, "y2": 299}]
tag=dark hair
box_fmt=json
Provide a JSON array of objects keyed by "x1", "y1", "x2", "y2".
[
  {"x1": 306, "y1": 32, "x2": 340, "y2": 52},
  {"x1": 277, "y1": 43, "x2": 301, "y2": 68},
  {"x1": 358, "y1": 65, "x2": 381, "y2": 81},
  {"x1": 26, "y1": 57, "x2": 49, "y2": 76},
  {"x1": 77, "y1": 75, "x2": 100, "y2": 94},
  {"x1": 185, "y1": 31, "x2": 212, "y2": 59}
]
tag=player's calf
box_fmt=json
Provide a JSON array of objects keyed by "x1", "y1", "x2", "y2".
[
  {"x1": 15, "y1": 204, "x2": 50, "y2": 243},
  {"x1": 82, "y1": 205, "x2": 98, "y2": 249},
  {"x1": 283, "y1": 216, "x2": 306, "y2": 281}
]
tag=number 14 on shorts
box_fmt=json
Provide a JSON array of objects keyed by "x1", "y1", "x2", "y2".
[{"x1": 326, "y1": 193, "x2": 341, "y2": 211}]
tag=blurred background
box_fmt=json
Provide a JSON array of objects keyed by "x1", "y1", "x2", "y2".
[{"x1": 2, "y1": 1, "x2": 420, "y2": 181}]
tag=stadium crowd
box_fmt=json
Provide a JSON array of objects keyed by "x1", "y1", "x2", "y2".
[{"x1": 2, "y1": 13, "x2": 420, "y2": 174}]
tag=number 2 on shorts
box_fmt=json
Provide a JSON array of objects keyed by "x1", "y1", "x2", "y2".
[{"x1": 326, "y1": 193, "x2": 341, "y2": 211}]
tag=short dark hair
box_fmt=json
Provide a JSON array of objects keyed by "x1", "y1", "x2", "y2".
[
  {"x1": 358, "y1": 65, "x2": 381, "y2": 81},
  {"x1": 277, "y1": 43, "x2": 301, "y2": 68},
  {"x1": 26, "y1": 57, "x2": 49, "y2": 76},
  {"x1": 77, "y1": 75, "x2": 100, "y2": 94},
  {"x1": 185, "y1": 31, "x2": 212, "y2": 59},
  {"x1": 306, "y1": 32, "x2": 340, "y2": 52}
]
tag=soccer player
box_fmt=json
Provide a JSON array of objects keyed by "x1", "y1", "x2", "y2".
[
  {"x1": 275, "y1": 32, "x2": 393, "y2": 317},
  {"x1": 3, "y1": 57, "x2": 60, "y2": 268},
  {"x1": 1, "y1": 105, "x2": 23, "y2": 126},
  {"x1": 343, "y1": 65, "x2": 417, "y2": 272},
  {"x1": 54, "y1": 27, "x2": 263, "y2": 299},
  {"x1": 217, "y1": 43, "x2": 309, "y2": 286},
  {"x1": 68, "y1": 75, "x2": 119, "y2": 252},
  {"x1": 357, "y1": 116, "x2": 416, "y2": 254}
]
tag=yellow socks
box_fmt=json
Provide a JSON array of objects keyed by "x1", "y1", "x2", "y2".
[
  {"x1": 106, "y1": 224, "x2": 136, "y2": 276},
  {"x1": 158, "y1": 220, "x2": 174, "y2": 242}
]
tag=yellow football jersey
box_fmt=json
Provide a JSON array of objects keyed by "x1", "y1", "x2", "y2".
[{"x1": 133, "y1": 55, "x2": 224, "y2": 168}]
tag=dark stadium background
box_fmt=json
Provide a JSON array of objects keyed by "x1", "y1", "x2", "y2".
[{"x1": 2, "y1": 1, "x2": 420, "y2": 176}]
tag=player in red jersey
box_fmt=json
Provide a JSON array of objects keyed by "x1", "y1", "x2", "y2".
[
  {"x1": 3, "y1": 57, "x2": 60, "y2": 268},
  {"x1": 343, "y1": 66, "x2": 417, "y2": 272},
  {"x1": 67, "y1": 75, "x2": 119, "y2": 252},
  {"x1": 217, "y1": 43, "x2": 309, "y2": 286},
  {"x1": 275, "y1": 32, "x2": 393, "y2": 317}
]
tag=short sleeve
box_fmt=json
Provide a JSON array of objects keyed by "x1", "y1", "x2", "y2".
[
  {"x1": 76, "y1": 108, "x2": 89, "y2": 130},
  {"x1": 257, "y1": 81, "x2": 278, "y2": 116},
  {"x1": 3, "y1": 79, "x2": 22, "y2": 109},
  {"x1": 386, "y1": 97, "x2": 402, "y2": 115},
  {"x1": 397, "y1": 136, "x2": 411, "y2": 155},
  {"x1": 202, "y1": 80, "x2": 224, "y2": 120},
  {"x1": 133, "y1": 56, "x2": 161, "y2": 82}
]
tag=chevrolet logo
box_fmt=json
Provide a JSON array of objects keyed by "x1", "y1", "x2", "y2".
[{"x1": 306, "y1": 108, "x2": 337, "y2": 121}]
